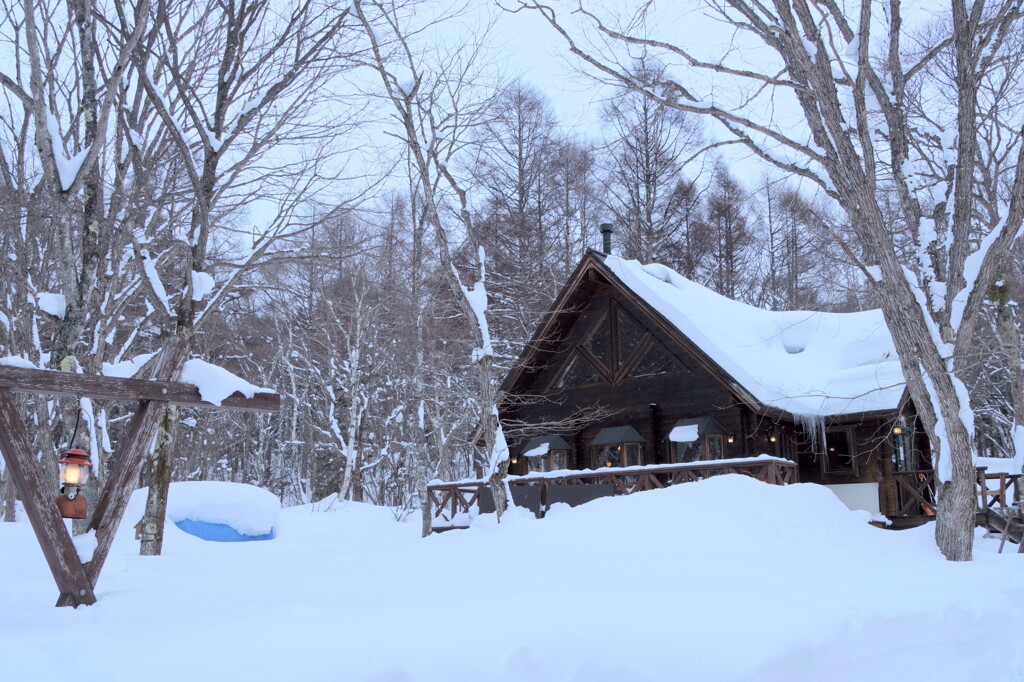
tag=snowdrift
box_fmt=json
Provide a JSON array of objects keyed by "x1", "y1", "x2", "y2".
[{"x1": 1, "y1": 476, "x2": 1022, "y2": 682}]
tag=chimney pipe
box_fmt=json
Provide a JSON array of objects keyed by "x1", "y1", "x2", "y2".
[{"x1": 600, "y1": 223, "x2": 614, "y2": 255}]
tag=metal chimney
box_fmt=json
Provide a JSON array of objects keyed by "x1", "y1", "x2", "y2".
[{"x1": 600, "y1": 223, "x2": 614, "y2": 255}]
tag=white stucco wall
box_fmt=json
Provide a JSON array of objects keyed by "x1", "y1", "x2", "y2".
[{"x1": 825, "y1": 482, "x2": 881, "y2": 515}]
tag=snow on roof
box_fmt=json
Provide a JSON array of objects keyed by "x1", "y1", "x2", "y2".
[
  {"x1": 520, "y1": 435, "x2": 570, "y2": 457},
  {"x1": 602, "y1": 256, "x2": 906, "y2": 418},
  {"x1": 669, "y1": 424, "x2": 699, "y2": 443}
]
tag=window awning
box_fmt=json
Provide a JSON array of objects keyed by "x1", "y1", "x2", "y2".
[
  {"x1": 668, "y1": 417, "x2": 727, "y2": 443},
  {"x1": 591, "y1": 425, "x2": 644, "y2": 446},
  {"x1": 520, "y1": 435, "x2": 570, "y2": 457}
]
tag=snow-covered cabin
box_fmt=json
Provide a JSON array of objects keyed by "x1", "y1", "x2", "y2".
[{"x1": 498, "y1": 249, "x2": 933, "y2": 523}]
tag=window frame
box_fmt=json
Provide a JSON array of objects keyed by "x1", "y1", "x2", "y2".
[
  {"x1": 822, "y1": 427, "x2": 858, "y2": 475},
  {"x1": 673, "y1": 434, "x2": 725, "y2": 464}
]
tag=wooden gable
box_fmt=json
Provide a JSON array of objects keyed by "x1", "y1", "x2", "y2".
[{"x1": 499, "y1": 252, "x2": 758, "y2": 416}]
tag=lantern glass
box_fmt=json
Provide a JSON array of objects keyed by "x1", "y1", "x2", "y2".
[
  {"x1": 60, "y1": 461, "x2": 89, "y2": 487},
  {"x1": 58, "y1": 449, "x2": 92, "y2": 488}
]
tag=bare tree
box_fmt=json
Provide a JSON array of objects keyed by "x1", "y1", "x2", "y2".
[
  {"x1": 131, "y1": 0, "x2": 362, "y2": 554},
  {"x1": 522, "y1": 0, "x2": 1024, "y2": 560},
  {"x1": 354, "y1": 0, "x2": 515, "y2": 518},
  {"x1": 601, "y1": 57, "x2": 704, "y2": 265}
]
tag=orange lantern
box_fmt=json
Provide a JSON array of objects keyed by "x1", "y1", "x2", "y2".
[{"x1": 56, "y1": 448, "x2": 91, "y2": 519}]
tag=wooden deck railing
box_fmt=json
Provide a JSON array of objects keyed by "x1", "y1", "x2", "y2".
[
  {"x1": 976, "y1": 467, "x2": 1022, "y2": 512},
  {"x1": 891, "y1": 467, "x2": 1022, "y2": 520},
  {"x1": 891, "y1": 470, "x2": 937, "y2": 518},
  {"x1": 426, "y1": 457, "x2": 798, "y2": 531}
]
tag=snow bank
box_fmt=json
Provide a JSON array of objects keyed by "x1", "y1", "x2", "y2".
[
  {"x1": 976, "y1": 456, "x2": 1022, "y2": 475},
  {"x1": 604, "y1": 256, "x2": 905, "y2": 416},
  {"x1": 2, "y1": 478, "x2": 1022, "y2": 682}
]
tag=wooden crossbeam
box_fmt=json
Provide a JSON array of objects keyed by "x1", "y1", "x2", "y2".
[
  {"x1": 0, "y1": 389, "x2": 96, "y2": 606},
  {"x1": 0, "y1": 360, "x2": 280, "y2": 608},
  {"x1": 0, "y1": 365, "x2": 279, "y2": 412}
]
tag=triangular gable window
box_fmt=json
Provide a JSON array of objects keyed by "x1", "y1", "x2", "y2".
[
  {"x1": 617, "y1": 308, "x2": 647, "y2": 368},
  {"x1": 549, "y1": 299, "x2": 688, "y2": 391},
  {"x1": 584, "y1": 313, "x2": 613, "y2": 371},
  {"x1": 630, "y1": 340, "x2": 680, "y2": 378},
  {"x1": 556, "y1": 353, "x2": 601, "y2": 388}
]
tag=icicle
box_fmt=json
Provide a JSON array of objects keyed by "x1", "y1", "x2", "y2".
[{"x1": 794, "y1": 413, "x2": 827, "y2": 453}]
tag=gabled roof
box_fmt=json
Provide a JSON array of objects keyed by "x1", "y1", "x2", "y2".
[{"x1": 501, "y1": 252, "x2": 906, "y2": 420}]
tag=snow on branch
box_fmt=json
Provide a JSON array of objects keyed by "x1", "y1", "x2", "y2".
[
  {"x1": 46, "y1": 112, "x2": 90, "y2": 192},
  {"x1": 178, "y1": 359, "x2": 274, "y2": 406}
]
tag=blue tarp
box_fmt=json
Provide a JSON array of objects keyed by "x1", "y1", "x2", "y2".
[{"x1": 174, "y1": 518, "x2": 275, "y2": 542}]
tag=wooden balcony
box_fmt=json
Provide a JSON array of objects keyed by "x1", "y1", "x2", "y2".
[
  {"x1": 976, "y1": 467, "x2": 1023, "y2": 553},
  {"x1": 426, "y1": 456, "x2": 798, "y2": 532},
  {"x1": 887, "y1": 467, "x2": 1023, "y2": 550}
]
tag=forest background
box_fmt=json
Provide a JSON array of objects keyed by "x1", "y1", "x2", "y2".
[{"x1": 1, "y1": 0, "x2": 1021, "y2": 528}]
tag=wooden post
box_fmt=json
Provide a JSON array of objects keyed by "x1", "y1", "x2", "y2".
[
  {"x1": 0, "y1": 389, "x2": 96, "y2": 606},
  {"x1": 539, "y1": 480, "x2": 548, "y2": 518},
  {"x1": 0, "y1": 364, "x2": 279, "y2": 607},
  {"x1": 55, "y1": 400, "x2": 168, "y2": 607}
]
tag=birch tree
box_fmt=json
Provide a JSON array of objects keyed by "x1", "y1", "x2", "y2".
[
  {"x1": 0, "y1": 0, "x2": 154, "y2": 528},
  {"x1": 131, "y1": 0, "x2": 362, "y2": 554},
  {"x1": 523, "y1": 0, "x2": 1024, "y2": 560},
  {"x1": 354, "y1": 0, "x2": 515, "y2": 518}
]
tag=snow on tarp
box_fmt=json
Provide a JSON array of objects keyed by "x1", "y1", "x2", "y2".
[
  {"x1": 178, "y1": 359, "x2": 273, "y2": 406},
  {"x1": 164, "y1": 481, "x2": 280, "y2": 539},
  {"x1": 603, "y1": 256, "x2": 906, "y2": 417}
]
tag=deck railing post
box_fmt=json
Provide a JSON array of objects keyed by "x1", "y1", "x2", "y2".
[{"x1": 976, "y1": 467, "x2": 987, "y2": 513}]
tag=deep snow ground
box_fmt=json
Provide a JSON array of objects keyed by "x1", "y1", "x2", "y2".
[{"x1": 2, "y1": 476, "x2": 1023, "y2": 682}]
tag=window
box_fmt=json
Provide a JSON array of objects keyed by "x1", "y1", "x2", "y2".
[
  {"x1": 556, "y1": 353, "x2": 600, "y2": 389},
  {"x1": 520, "y1": 436, "x2": 570, "y2": 473},
  {"x1": 590, "y1": 443, "x2": 644, "y2": 468},
  {"x1": 668, "y1": 418, "x2": 727, "y2": 463},
  {"x1": 824, "y1": 429, "x2": 856, "y2": 474},
  {"x1": 528, "y1": 450, "x2": 568, "y2": 473},
  {"x1": 549, "y1": 300, "x2": 687, "y2": 391},
  {"x1": 629, "y1": 341, "x2": 679, "y2": 378},
  {"x1": 589, "y1": 426, "x2": 645, "y2": 469},
  {"x1": 617, "y1": 309, "x2": 647, "y2": 367},
  {"x1": 585, "y1": 314, "x2": 613, "y2": 370},
  {"x1": 673, "y1": 435, "x2": 724, "y2": 463}
]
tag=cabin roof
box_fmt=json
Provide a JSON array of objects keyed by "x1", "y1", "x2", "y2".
[
  {"x1": 520, "y1": 435, "x2": 571, "y2": 456},
  {"x1": 601, "y1": 255, "x2": 905, "y2": 418},
  {"x1": 669, "y1": 417, "x2": 727, "y2": 442}
]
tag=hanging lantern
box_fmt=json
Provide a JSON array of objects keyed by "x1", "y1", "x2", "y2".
[
  {"x1": 56, "y1": 448, "x2": 91, "y2": 520},
  {"x1": 892, "y1": 416, "x2": 907, "y2": 436}
]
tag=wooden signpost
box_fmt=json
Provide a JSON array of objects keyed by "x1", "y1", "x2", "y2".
[{"x1": 0, "y1": 364, "x2": 280, "y2": 607}]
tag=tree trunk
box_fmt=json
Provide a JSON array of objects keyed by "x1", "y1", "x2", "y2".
[
  {"x1": 140, "y1": 406, "x2": 178, "y2": 556},
  {"x1": 1, "y1": 466, "x2": 14, "y2": 521}
]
